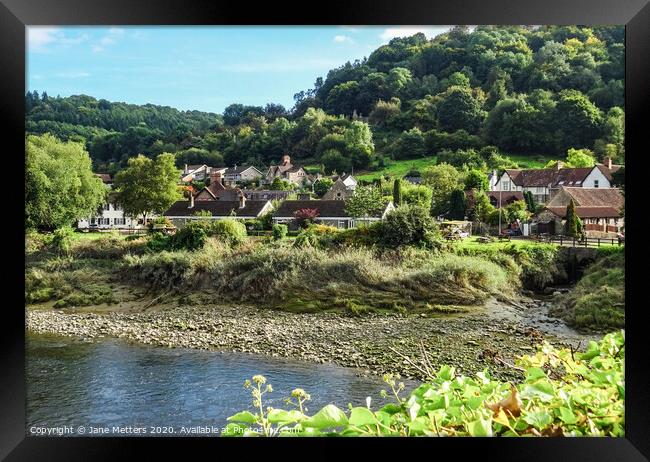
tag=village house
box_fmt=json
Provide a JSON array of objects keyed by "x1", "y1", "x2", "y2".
[
  {"x1": 194, "y1": 170, "x2": 228, "y2": 200},
  {"x1": 223, "y1": 165, "x2": 264, "y2": 187},
  {"x1": 272, "y1": 199, "x2": 394, "y2": 230},
  {"x1": 322, "y1": 178, "x2": 355, "y2": 200},
  {"x1": 77, "y1": 173, "x2": 152, "y2": 231},
  {"x1": 163, "y1": 191, "x2": 272, "y2": 227},
  {"x1": 493, "y1": 157, "x2": 622, "y2": 204},
  {"x1": 264, "y1": 154, "x2": 309, "y2": 186},
  {"x1": 180, "y1": 165, "x2": 226, "y2": 183},
  {"x1": 531, "y1": 186, "x2": 624, "y2": 237},
  {"x1": 328, "y1": 173, "x2": 357, "y2": 190},
  {"x1": 242, "y1": 190, "x2": 292, "y2": 201},
  {"x1": 466, "y1": 190, "x2": 525, "y2": 208}
]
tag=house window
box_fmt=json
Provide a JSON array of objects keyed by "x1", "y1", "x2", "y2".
[
  {"x1": 114, "y1": 218, "x2": 126, "y2": 225},
  {"x1": 594, "y1": 180, "x2": 599, "y2": 188},
  {"x1": 502, "y1": 180, "x2": 510, "y2": 191},
  {"x1": 103, "y1": 203, "x2": 110, "y2": 211},
  {"x1": 90, "y1": 218, "x2": 97, "y2": 225},
  {"x1": 338, "y1": 220, "x2": 346, "y2": 228}
]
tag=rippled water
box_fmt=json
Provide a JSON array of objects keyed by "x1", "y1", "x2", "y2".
[{"x1": 26, "y1": 333, "x2": 413, "y2": 436}]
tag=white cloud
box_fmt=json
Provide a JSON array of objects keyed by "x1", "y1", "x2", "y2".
[
  {"x1": 27, "y1": 27, "x2": 88, "y2": 51},
  {"x1": 333, "y1": 35, "x2": 353, "y2": 44},
  {"x1": 380, "y1": 26, "x2": 451, "y2": 41},
  {"x1": 92, "y1": 27, "x2": 125, "y2": 53}
]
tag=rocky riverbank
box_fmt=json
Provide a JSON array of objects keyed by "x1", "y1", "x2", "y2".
[{"x1": 26, "y1": 296, "x2": 599, "y2": 382}]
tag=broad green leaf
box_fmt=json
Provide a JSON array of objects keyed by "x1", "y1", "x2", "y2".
[
  {"x1": 558, "y1": 407, "x2": 578, "y2": 425},
  {"x1": 267, "y1": 408, "x2": 305, "y2": 424},
  {"x1": 521, "y1": 380, "x2": 556, "y2": 402},
  {"x1": 303, "y1": 404, "x2": 348, "y2": 429},
  {"x1": 349, "y1": 407, "x2": 378, "y2": 427},
  {"x1": 227, "y1": 411, "x2": 257, "y2": 424},
  {"x1": 221, "y1": 422, "x2": 247, "y2": 437},
  {"x1": 438, "y1": 365, "x2": 455, "y2": 381},
  {"x1": 525, "y1": 367, "x2": 547, "y2": 382},
  {"x1": 523, "y1": 410, "x2": 553, "y2": 429},
  {"x1": 466, "y1": 417, "x2": 493, "y2": 437}
]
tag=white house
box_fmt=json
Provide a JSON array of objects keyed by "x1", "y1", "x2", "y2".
[
  {"x1": 77, "y1": 173, "x2": 154, "y2": 231},
  {"x1": 181, "y1": 165, "x2": 227, "y2": 183},
  {"x1": 223, "y1": 165, "x2": 264, "y2": 186},
  {"x1": 493, "y1": 158, "x2": 621, "y2": 205}
]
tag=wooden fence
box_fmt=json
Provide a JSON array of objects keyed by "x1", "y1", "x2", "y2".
[{"x1": 535, "y1": 234, "x2": 623, "y2": 247}]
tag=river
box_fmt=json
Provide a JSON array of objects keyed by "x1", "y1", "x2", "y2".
[{"x1": 26, "y1": 333, "x2": 412, "y2": 436}]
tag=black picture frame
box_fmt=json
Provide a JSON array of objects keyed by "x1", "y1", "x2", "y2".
[{"x1": 2, "y1": 0, "x2": 648, "y2": 459}]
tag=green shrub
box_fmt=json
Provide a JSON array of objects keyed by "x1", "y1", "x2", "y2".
[
  {"x1": 170, "y1": 222, "x2": 208, "y2": 251},
  {"x1": 272, "y1": 224, "x2": 288, "y2": 240},
  {"x1": 211, "y1": 219, "x2": 247, "y2": 246},
  {"x1": 224, "y1": 331, "x2": 625, "y2": 437},
  {"x1": 51, "y1": 226, "x2": 75, "y2": 255},
  {"x1": 378, "y1": 204, "x2": 442, "y2": 249}
]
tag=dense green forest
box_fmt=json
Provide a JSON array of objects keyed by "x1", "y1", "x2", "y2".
[{"x1": 26, "y1": 25, "x2": 624, "y2": 175}]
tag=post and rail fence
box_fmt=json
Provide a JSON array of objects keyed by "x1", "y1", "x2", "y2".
[{"x1": 534, "y1": 234, "x2": 623, "y2": 248}]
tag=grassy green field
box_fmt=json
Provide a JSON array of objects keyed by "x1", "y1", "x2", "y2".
[
  {"x1": 356, "y1": 156, "x2": 438, "y2": 181},
  {"x1": 452, "y1": 236, "x2": 545, "y2": 250},
  {"x1": 355, "y1": 153, "x2": 558, "y2": 182}
]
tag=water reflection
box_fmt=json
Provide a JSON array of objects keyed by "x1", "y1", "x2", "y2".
[{"x1": 27, "y1": 333, "x2": 415, "y2": 435}]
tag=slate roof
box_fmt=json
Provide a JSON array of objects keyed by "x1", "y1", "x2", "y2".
[
  {"x1": 546, "y1": 207, "x2": 622, "y2": 219},
  {"x1": 95, "y1": 173, "x2": 113, "y2": 183},
  {"x1": 505, "y1": 167, "x2": 594, "y2": 187},
  {"x1": 273, "y1": 200, "x2": 351, "y2": 218},
  {"x1": 225, "y1": 165, "x2": 260, "y2": 175},
  {"x1": 164, "y1": 200, "x2": 269, "y2": 217}
]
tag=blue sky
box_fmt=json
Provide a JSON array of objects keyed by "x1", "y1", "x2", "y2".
[{"x1": 27, "y1": 26, "x2": 452, "y2": 114}]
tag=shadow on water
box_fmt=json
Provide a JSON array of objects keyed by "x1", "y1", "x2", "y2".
[{"x1": 26, "y1": 333, "x2": 412, "y2": 435}]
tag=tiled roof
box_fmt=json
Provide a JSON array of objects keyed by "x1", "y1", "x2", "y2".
[
  {"x1": 225, "y1": 165, "x2": 260, "y2": 174},
  {"x1": 546, "y1": 206, "x2": 622, "y2": 219},
  {"x1": 273, "y1": 200, "x2": 351, "y2": 218},
  {"x1": 550, "y1": 187, "x2": 624, "y2": 208},
  {"x1": 505, "y1": 167, "x2": 593, "y2": 187},
  {"x1": 95, "y1": 173, "x2": 112, "y2": 183},
  {"x1": 164, "y1": 200, "x2": 269, "y2": 217},
  {"x1": 595, "y1": 164, "x2": 622, "y2": 181}
]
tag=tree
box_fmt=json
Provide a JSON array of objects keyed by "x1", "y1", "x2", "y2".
[
  {"x1": 437, "y1": 87, "x2": 486, "y2": 134},
  {"x1": 392, "y1": 178, "x2": 402, "y2": 206},
  {"x1": 313, "y1": 178, "x2": 334, "y2": 197},
  {"x1": 378, "y1": 205, "x2": 441, "y2": 248},
  {"x1": 564, "y1": 199, "x2": 580, "y2": 237},
  {"x1": 565, "y1": 148, "x2": 596, "y2": 167},
  {"x1": 113, "y1": 152, "x2": 182, "y2": 224},
  {"x1": 391, "y1": 128, "x2": 427, "y2": 160},
  {"x1": 554, "y1": 89, "x2": 603, "y2": 151},
  {"x1": 26, "y1": 134, "x2": 107, "y2": 231},
  {"x1": 401, "y1": 183, "x2": 433, "y2": 208},
  {"x1": 524, "y1": 191, "x2": 538, "y2": 213},
  {"x1": 448, "y1": 189, "x2": 467, "y2": 220},
  {"x1": 467, "y1": 189, "x2": 496, "y2": 234},
  {"x1": 270, "y1": 177, "x2": 294, "y2": 191},
  {"x1": 344, "y1": 186, "x2": 386, "y2": 218},
  {"x1": 464, "y1": 169, "x2": 489, "y2": 191},
  {"x1": 320, "y1": 149, "x2": 352, "y2": 175},
  {"x1": 421, "y1": 163, "x2": 464, "y2": 216},
  {"x1": 294, "y1": 208, "x2": 320, "y2": 229}
]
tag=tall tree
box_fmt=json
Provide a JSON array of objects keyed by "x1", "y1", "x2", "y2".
[
  {"x1": 25, "y1": 134, "x2": 107, "y2": 231},
  {"x1": 564, "y1": 199, "x2": 580, "y2": 237},
  {"x1": 113, "y1": 153, "x2": 182, "y2": 224},
  {"x1": 448, "y1": 189, "x2": 467, "y2": 220},
  {"x1": 344, "y1": 185, "x2": 386, "y2": 218},
  {"x1": 392, "y1": 178, "x2": 402, "y2": 206}
]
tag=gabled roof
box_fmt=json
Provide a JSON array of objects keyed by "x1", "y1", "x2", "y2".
[
  {"x1": 595, "y1": 164, "x2": 622, "y2": 181},
  {"x1": 273, "y1": 200, "x2": 390, "y2": 218},
  {"x1": 225, "y1": 165, "x2": 262, "y2": 175},
  {"x1": 504, "y1": 167, "x2": 594, "y2": 187},
  {"x1": 164, "y1": 200, "x2": 270, "y2": 217},
  {"x1": 546, "y1": 207, "x2": 622, "y2": 219},
  {"x1": 95, "y1": 173, "x2": 113, "y2": 183},
  {"x1": 550, "y1": 187, "x2": 624, "y2": 208}
]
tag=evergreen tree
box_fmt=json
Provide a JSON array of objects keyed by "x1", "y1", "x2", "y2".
[
  {"x1": 564, "y1": 199, "x2": 580, "y2": 237},
  {"x1": 393, "y1": 178, "x2": 402, "y2": 206},
  {"x1": 448, "y1": 189, "x2": 467, "y2": 220}
]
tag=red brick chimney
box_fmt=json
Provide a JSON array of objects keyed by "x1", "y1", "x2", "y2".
[
  {"x1": 556, "y1": 161, "x2": 563, "y2": 171},
  {"x1": 604, "y1": 156, "x2": 612, "y2": 169},
  {"x1": 210, "y1": 170, "x2": 223, "y2": 185},
  {"x1": 281, "y1": 154, "x2": 291, "y2": 166}
]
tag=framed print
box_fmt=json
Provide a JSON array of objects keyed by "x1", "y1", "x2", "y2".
[{"x1": 2, "y1": 0, "x2": 648, "y2": 459}]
